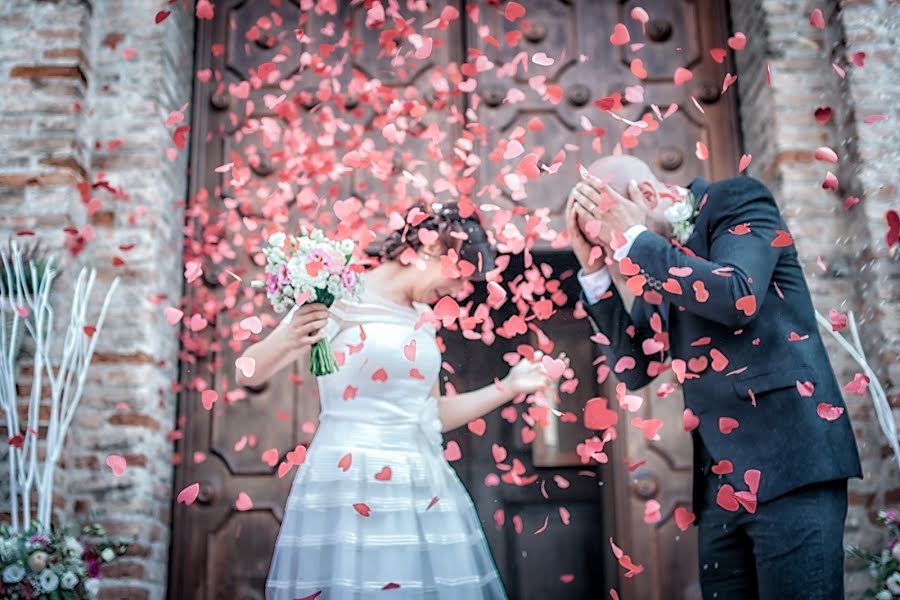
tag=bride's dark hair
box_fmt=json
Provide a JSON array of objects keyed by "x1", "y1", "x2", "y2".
[{"x1": 379, "y1": 201, "x2": 495, "y2": 279}]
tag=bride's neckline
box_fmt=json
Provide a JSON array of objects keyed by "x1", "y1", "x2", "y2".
[{"x1": 363, "y1": 281, "x2": 419, "y2": 313}]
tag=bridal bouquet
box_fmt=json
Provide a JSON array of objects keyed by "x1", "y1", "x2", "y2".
[{"x1": 252, "y1": 228, "x2": 362, "y2": 376}]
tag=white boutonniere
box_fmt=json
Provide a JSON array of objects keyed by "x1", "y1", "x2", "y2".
[{"x1": 664, "y1": 189, "x2": 699, "y2": 244}]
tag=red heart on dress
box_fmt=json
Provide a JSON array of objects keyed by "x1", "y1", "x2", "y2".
[
  {"x1": 374, "y1": 466, "x2": 392, "y2": 481},
  {"x1": 716, "y1": 485, "x2": 740, "y2": 511},
  {"x1": 409, "y1": 368, "x2": 425, "y2": 380},
  {"x1": 338, "y1": 453, "x2": 352, "y2": 472},
  {"x1": 371, "y1": 368, "x2": 388, "y2": 382},
  {"x1": 710, "y1": 48, "x2": 727, "y2": 63},
  {"x1": 719, "y1": 417, "x2": 740, "y2": 434},
  {"x1": 468, "y1": 419, "x2": 486, "y2": 436},
  {"x1": 353, "y1": 503, "x2": 371, "y2": 517},
  {"x1": 403, "y1": 339, "x2": 416, "y2": 362}
]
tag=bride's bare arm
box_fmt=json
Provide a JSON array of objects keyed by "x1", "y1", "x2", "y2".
[
  {"x1": 435, "y1": 360, "x2": 551, "y2": 432},
  {"x1": 236, "y1": 303, "x2": 330, "y2": 388}
]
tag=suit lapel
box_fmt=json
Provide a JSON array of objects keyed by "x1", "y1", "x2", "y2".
[{"x1": 660, "y1": 178, "x2": 712, "y2": 326}]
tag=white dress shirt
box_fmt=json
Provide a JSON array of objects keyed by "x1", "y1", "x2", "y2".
[{"x1": 577, "y1": 224, "x2": 648, "y2": 303}]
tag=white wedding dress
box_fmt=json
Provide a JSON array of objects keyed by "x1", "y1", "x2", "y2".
[{"x1": 265, "y1": 290, "x2": 507, "y2": 599}]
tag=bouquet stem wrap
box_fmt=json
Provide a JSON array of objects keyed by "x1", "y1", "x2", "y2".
[{"x1": 309, "y1": 290, "x2": 337, "y2": 376}]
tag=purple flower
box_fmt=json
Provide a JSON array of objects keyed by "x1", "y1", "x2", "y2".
[
  {"x1": 27, "y1": 534, "x2": 49, "y2": 546},
  {"x1": 265, "y1": 272, "x2": 279, "y2": 294},
  {"x1": 340, "y1": 266, "x2": 357, "y2": 290},
  {"x1": 87, "y1": 558, "x2": 102, "y2": 578}
]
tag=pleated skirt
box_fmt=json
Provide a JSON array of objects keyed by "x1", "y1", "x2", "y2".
[{"x1": 265, "y1": 423, "x2": 508, "y2": 599}]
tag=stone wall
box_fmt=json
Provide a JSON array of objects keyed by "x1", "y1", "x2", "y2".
[
  {"x1": 731, "y1": 0, "x2": 899, "y2": 595},
  {"x1": 0, "y1": 1, "x2": 194, "y2": 598}
]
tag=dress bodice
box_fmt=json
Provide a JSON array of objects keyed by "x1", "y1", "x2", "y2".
[{"x1": 280, "y1": 289, "x2": 442, "y2": 442}]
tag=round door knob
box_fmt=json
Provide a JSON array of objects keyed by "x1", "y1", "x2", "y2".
[
  {"x1": 630, "y1": 468, "x2": 659, "y2": 499},
  {"x1": 251, "y1": 155, "x2": 273, "y2": 177},
  {"x1": 481, "y1": 85, "x2": 505, "y2": 107},
  {"x1": 646, "y1": 19, "x2": 673, "y2": 43},
  {"x1": 196, "y1": 479, "x2": 218, "y2": 504},
  {"x1": 299, "y1": 89, "x2": 320, "y2": 110},
  {"x1": 695, "y1": 81, "x2": 720, "y2": 104},
  {"x1": 658, "y1": 147, "x2": 684, "y2": 171},
  {"x1": 524, "y1": 22, "x2": 547, "y2": 43},
  {"x1": 343, "y1": 95, "x2": 360, "y2": 110},
  {"x1": 254, "y1": 35, "x2": 277, "y2": 50},
  {"x1": 210, "y1": 92, "x2": 231, "y2": 110},
  {"x1": 566, "y1": 83, "x2": 591, "y2": 107}
]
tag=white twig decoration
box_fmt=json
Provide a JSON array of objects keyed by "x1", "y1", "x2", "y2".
[
  {"x1": 815, "y1": 309, "x2": 900, "y2": 469},
  {"x1": 0, "y1": 243, "x2": 119, "y2": 532}
]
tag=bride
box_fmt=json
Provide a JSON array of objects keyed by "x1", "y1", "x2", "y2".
[{"x1": 237, "y1": 202, "x2": 551, "y2": 599}]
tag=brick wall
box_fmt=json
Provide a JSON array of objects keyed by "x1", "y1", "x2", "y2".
[
  {"x1": 731, "y1": 0, "x2": 899, "y2": 595},
  {"x1": 0, "y1": 1, "x2": 194, "y2": 598}
]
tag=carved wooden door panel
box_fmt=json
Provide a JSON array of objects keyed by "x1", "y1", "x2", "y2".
[
  {"x1": 465, "y1": 1, "x2": 740, "y2": 599},
  {"x1": 171, "y1": 2, "x2": 464, "y2": 598}
]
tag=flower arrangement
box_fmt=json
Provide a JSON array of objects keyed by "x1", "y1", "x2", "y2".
[
  {"x1": 0, "y1": 522, "x2": 129, "y2": 599},
  {"x1": 251, "y1": 228, "x2": 362, "y2": 376},
  {"x1": 847, "y1": 509, "x2": 900, "y2": 599}
]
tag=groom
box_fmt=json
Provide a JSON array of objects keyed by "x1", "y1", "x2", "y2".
[{"x1": 566, "y1": 155, "x2": 862, "y2": 599}]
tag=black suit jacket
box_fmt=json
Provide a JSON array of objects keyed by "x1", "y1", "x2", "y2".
[{"x1": 582, "y1": 176, "x2": 862, "y2": 510}]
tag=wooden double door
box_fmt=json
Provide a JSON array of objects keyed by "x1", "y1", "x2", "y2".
[{"x1": 170, "y1": 1, "x2": 740, "y2": 599}]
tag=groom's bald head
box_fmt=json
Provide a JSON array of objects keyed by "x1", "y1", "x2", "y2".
[{"x1": 587, "y1": 155, "x2": 661, "y2": 195}]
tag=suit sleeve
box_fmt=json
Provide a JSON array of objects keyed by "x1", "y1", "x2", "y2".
[
  {"x1": 582, "y1": 286, "x2": 661, "y2": 391},
  {"x1": 626, "y1": 178, "x2": 785, "y2": 329}
]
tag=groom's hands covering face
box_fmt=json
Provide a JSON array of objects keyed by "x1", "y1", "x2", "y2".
[{"x1": 569, "y1": 176, "x2": 651, "y2": 247}]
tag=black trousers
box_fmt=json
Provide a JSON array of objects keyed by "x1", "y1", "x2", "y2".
[{"x1": 696, "y1": 470, "x2": 848, "y2": 600}]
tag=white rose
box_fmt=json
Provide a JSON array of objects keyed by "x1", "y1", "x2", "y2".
[
  {"x1": 2, "y1": 564, "x2": 25, "y2": 583},
  {"x1": 267, "y1": 232, "x2": 286, "y2": 247},
  {"x1": 84, "y1": 578, "x2": 100, "y2": 598},
  {"x1": 875, "y1": 590, "x2": 892, "y2": 600},
  {"x1": 101, "y1": 547, "x2": 116, "y2": 562},
  {"x1": 664, "y1": 198, "x2": 694, "y2": 224},
  {"x1": 892, "y1": 543, "x2": 900, "y2": 562},
  {"x1": 60, "y1": 571, "x2": 79, "y2": 590},
  {"x1": 38, "y1": 569, "x2": 59, "y2": 592},
  {"x1": 886, "y1": 572, "x2": 900, "y2": 595},
  {"x1": 64, "y1": 536, "x2": 84, "y2": 558}
]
